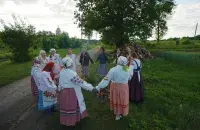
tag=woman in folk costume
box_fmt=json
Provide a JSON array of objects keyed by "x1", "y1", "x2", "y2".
[
  {"x1": 49, "y1": 48, "x2": 62, "y2": 86},
  {"x1": 96, "y1": 47, "x2": 110, "y2": 76},
  {"x1": 58, "y1": 57, "x2": 97, "y2": 126},
  {"x1": 38, "y1": 50, "x2": 49, "y2": 69},
  {"x1": 79, "y1": 48, "x2": 94, "y2": 78},
  {"x1": 95, "y1": 56, "x2": 133, "y2": 120},
  {"x1": 66, "y1": 48, "x2": 77, "y2": 72},
  {"x1": 37, "y1": 62, "x2": 58, "y2": 113},
  {"x1": 30, "y1": 57, "x2": 41, "y2": 104},
  {"x1": 128, "y1": 53, "x2": 144, "y2": 103}
]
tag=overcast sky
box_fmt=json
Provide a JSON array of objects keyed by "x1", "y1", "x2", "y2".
[{"x1": 0, "y1": 0, "x2": 200, "y2": 39}]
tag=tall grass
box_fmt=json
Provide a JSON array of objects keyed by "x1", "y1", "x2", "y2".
[{"x1": 152, "y1": 51, "x2": 200, "y2": 66}]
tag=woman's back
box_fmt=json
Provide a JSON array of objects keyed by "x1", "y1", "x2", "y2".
[{"x1": 109, "y1": 65, "x2": 132, "y2": 84}]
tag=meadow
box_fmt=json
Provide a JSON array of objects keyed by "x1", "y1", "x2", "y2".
[
  {"x1": 45, "y1": 41, "x2": 200, "y2": 130},
  {"x1": 46, "y1": 58, "x2": 200, "y2": 130}
]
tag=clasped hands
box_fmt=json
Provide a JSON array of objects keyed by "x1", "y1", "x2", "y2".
[{"x1": 92, "y1": 87, "x2": 99, "y2": 94}]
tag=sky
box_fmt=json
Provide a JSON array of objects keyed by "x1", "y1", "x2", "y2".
[{"x1": 0, "y1": 0, "x2": 200, "y2": 40}]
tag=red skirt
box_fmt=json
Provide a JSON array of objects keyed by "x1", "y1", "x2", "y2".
[
  {"x1": 30, "y1": 76, "x2": 38, "y2": 97},
  {"x1": 60, "y1": 88, "x2": 88, "y2": 126}
]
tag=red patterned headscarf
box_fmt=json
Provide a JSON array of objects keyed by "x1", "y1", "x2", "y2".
[{"x1": 43, "y1": 62, "x2": 55, "y2": 80}]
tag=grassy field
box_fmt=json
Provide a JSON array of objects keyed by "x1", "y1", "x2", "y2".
[
  {"x1": 146, "y1": 40, "x2": 200, "y2": 52},
  {"x1": 151, "y1": 51, "x2": 200, "y2": 66},
  {"x1": 0, "y1": 48, "x2": 81, "y2": 87},
  {"x1": 46, "y1": 58, "x2": 200, "y2": 130},
  {"x1": 0, "y1": 61, "x2": 32, "y2": 87}
]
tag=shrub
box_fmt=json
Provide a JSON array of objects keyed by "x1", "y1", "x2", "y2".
[
  {"x1": 0, "y1": 15, "x2": 36, "y2": 62},
  {"x1": 181, "y1": 37, "x2": 193, "y2": 45}
]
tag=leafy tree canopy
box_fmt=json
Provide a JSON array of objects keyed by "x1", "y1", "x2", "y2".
[{"x1": 74, "y1": 0, "x2": 176, "y2": 47}]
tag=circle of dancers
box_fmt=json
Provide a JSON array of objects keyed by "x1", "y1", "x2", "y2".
[{"x1": 30, "y1": 47, "x2": 144, "y2": 127}]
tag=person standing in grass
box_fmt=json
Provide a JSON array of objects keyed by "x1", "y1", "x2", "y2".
[
  {"x1": 31, "y1": 57, "x2": 41, "y2": 105},
  {"x1": 38, "y1": 50, "x2": 49, "y2": 70},
  {"x1": 37, "y1": 62, "x2": 58, "y2": 113},
  {"x1": 58, "y1": 57, "x2": 97, "y2": 126},
  {"x1": 79, "y1": 48, "x2": 94, "y2": 78},
  {"x1": 128, "y1": 53, "x2": 144, "y2": 103},
  {"x1": 96, "y1": 47, "x2": 109, "y2": 76},
  {"x1": 95, "y1": 56, "x2": 133, "y2": 120},
  {"x1": 66, "y1": 48, "x2": 77, "y2": 72}
]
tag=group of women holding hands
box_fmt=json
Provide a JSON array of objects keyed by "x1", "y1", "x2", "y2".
[{"x1": 30, "y1": 47, "x2": 144, "y2": 127}]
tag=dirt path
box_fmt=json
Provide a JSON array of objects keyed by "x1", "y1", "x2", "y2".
[{"x1": 0, "y1": 48, "x2": 99, "y2": 130}]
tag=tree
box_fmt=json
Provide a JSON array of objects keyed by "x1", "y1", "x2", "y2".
[
  {"x1": 155, "y1": 19, "x2": 168, "y2": 43},
  {"x1": 74, "y1": 0, "x2": 176, "y2": 47},
  {"x1": 56, "y1": 26, "x2": 61, "y2": 35},
  {"x1": 154, "y1": 0, "x2": 175, "y2": 43},
  {"x1": 0, "y1": 15, "x2": 36, "y2": 62}
]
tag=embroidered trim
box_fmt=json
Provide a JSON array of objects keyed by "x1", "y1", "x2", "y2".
[
  {"x1": 110, "y1": 101, "x2": 129, "y2": 108},
  {"x1": 60, "y1": 109, "x2": 80, "y2": 116},
  {"x1": 70, "y1": 75, "x2": 84, "y2": 84},
  {"x1": 43, "y1": 91, "x2": 56, "y2": 99}
]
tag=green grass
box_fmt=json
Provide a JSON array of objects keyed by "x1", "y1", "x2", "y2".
[
  {"x1": 46, "y1": 58, "x2": 200, "y2": 130},
  {"x1": 0, "y1": 61, "x2": 32, "y2": 87},
  {"x1": 146, "y1": 40, "x2": 200, "y2": 52},
  {"x1": 152, "y1": 51, "x2": 200, "y2": 66}
]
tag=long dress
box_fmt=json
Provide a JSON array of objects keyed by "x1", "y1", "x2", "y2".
[
  {"x1": 66, "y1": 54, "x2": 77, "y2": 72},
  {"x1": 96, "y1": 65, "x2": 133, "y2": 116},
  {"x1": 129, "y1": 59, "x2": 144, "y2": 102},
  {"x1": 38, "y1": 71, "x2": 57, "y2": 110},
  {"x1": 96, "y1": 52, "x2": 109, "y2": 76},
  {"x1": 30, "y1": 65, "x2": 41, "y2": 99},
  {"x1": 58, "y1": 68, "x2": 93, "y2": 126}
]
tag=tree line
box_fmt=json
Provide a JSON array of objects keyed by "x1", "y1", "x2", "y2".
[{"x1": 0, "y1": 15, "x2": 98, "y2": 62}]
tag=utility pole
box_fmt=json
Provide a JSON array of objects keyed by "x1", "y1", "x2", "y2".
[
  {"x1": 194, "y1": 23, "x2": 198, "y2": 37},
  {"x1": 193, "y1": 23, "x2": 198, "y2": 45}
]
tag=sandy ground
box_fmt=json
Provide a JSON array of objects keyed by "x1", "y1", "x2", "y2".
[{"x1": 0, "y1": 48, "x2": 99, "y2": 130}]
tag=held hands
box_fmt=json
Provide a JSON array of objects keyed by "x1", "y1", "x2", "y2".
[{"x1": 92, "y1": 88, "x2": 99, "y2": 94}]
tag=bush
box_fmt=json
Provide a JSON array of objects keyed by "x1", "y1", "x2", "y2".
[
  {"x1": 0, "y1": 15, "x2": 36, "y2": 62},
  {"x1": 181, "y1": 38, "x2": 193, "y2": 45},
  {"x1": 146, "y1": 43, "x2": 156, "y2": 48}
]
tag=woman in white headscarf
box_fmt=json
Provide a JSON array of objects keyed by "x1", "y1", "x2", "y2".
[
  {"x1": 95, "y1": 56, "x2": 133, "y2": 120},
  {"x1": 49, "y1": 48, "x2": 62, "y2": 66},
  {"x1": 66, "y1": 48, "x2": 77, "y2": 72},
  {"x1": 38, "y1": 50, "x2": 49, "y2": 69},
  {"x1": 49, "y1": 48, "x2": 62, "y2": 86},
  {"x1": 58, "y1": 57, "x2": 97, "y2": 126}
]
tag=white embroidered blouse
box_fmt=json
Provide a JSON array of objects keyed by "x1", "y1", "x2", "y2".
[
  {"x1": 58, "y1": 68, "x2": 93, "y2": 91},
  {"x1": 66, "y1": 54, "x2": 77, "y2": 72},
  {"x1": 38, "y1": 71, "x2": 57, "y2": 92},
  {"x1": 49, "y1": 54, "x2": 62, "y2": 66},
  {"x1": 96, "y1": 65, "x2": 133, "y2": 91}
]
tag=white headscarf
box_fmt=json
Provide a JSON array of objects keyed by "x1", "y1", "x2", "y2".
[
  {"x1": 39, "y1": 50, "x2": 46, "y2": 57},
  {"x1": 62, "y1": 57, "x2": 73, "y2": 68},
  {"x1": 117, "y1": 56, "x2": 128, "y2": 66},
  {"x1": 50, "y1": 48, "x2": 56, "y2": 53}
]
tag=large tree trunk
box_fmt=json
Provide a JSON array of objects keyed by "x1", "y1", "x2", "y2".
[{"x1": 157, "y1": 20, "x2": 160, "y2": 44}]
